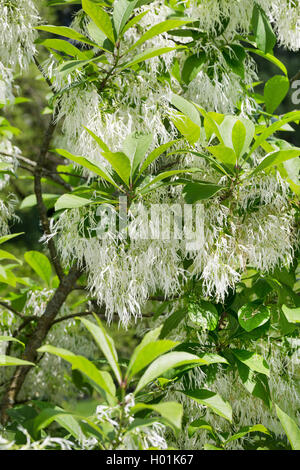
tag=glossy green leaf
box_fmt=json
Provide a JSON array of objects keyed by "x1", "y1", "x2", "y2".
[
  {"x1": 182, "y1": 389, "x2": 232, "y2": 422},
  {"x1": 100, "y1": 151, "x2": 131, "y2": 186},
  {"x1": 113, "y1": 0, "x2": 139, "y2": 36},
  {"x1": 24, "y1": 251, "x2": 52, "y2": 286},
  {"x1": 121, "y1": 46, "x2": 180, "y2": 69},
  {"x1": 135, "y1": 351, "x2": 210, "y2": 394},
  {"x1": 38, "y1": 345, "x2": 116, "y2": 401},
  {"x1": 282, "y1": 305, "x2": 300, "y2": 324},
  {"x1": 54, "y1": 194, "x2": 93, "y2": 211},
  {"x1": 183, "y1": 181, "x2": 224, "y2": 203},
  {"x1": 238, "y1": 302, "x2": 271, "y2": 332},
  {"x1": 182, "y1": 52, "x2": 206, "y2": 84},
  {"x1": 264, "y1": 75, "x2": 289, "y2": 114},
  {"x1": 54, "y1": 149, "x2": 120, "y2": 188},
  {"x1": 122, "y1": 133, "x2": 153, "y2": 178},
  {"x1": 224, "y1": 424, "x2": 270, "y2": 444},
  {"x1": 79, "y1": 317, "x2": 122, "y2": 385},
  {"x1": 252, "y1": 148, "x2": 300, "y2": 174},
  {"x1": 127, "y1": 19, "x2": 193, "y2": 52},
  {"x1": 131, "y1": 402, "x2": 183, "y2": 433},
  {"x1": 137, "y1": 140, "x2": 179, "y2": 177},
  {"x1": 208, "y1": 144, "x2": 236, "y2": 169},
  {"x1": 0, "y1": 233, "x2": 23, "y2": 245},
  {"x1": 0, "y1": 355, "x2": 35, "y2": 367},
  {"x1": 232, "y1": 349, "x2": 270, "y2": 377},
  {"x1": 251, "y1": 4, "x2": 276, "y2": 53},
  {"x1": 82, "y1": 0, "x2": 115, "y2": 43},
  {"x1": 276, "y1": 405, "x2": 300, "y2": 450},
  {"x1": 36, "y1": 38, "x2": 88, "y2": 59},
  {"x1": 35, "y1": 25, "x2": 99, "y2": 48},
  {"x1": 0, "y1": 336, "x2": 24, "y2": 347}
]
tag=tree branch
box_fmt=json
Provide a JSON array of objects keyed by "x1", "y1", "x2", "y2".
[{"x1": 0, "y1": 265, "x2": 81, "y2": 423}]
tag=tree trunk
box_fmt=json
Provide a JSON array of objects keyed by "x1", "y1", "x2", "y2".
[{"x1": 0, "y1": 266, "x2": 81, "y2": 424}]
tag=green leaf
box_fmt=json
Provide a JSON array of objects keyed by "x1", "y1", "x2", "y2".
[
  {"x1": 182, "y1": 52, "x2": 206, "y2": 84},
  {"x1": 208, "y1": 144, "x2": 236, "y2": 169},
  {"x1": 137, "y1": 140, "x2": 179, "y2": 177},
  {"x1": 171, "y1": 112, "x2": 201, "y2": 144},
  {"x1": 232, "y1": 349, "x2": 270, "y2": 377},
  {"x1": 35, "y1": 25, "x2": 99, "y2": 48},
  {"x1": 127, "y1": 340, "x2": 177, "y2": 379},
  {"x1": 20, "y1": 194, "x2": 59, "y2": 210},
  {"x1": 264, "y1": 75, "x2": 289, "y2": 114},
  {"x1": 24, "y1": 251, "x2": 52, "y2": 286},
  {"x1": 36, "y1": 38, "x2": 88, "y2": 59},
  {"x1": 0, "y1": 336, "x2": 24, "y2": 347},
  {"x1": 204, "y1": 444, "x2": 223, "y2": 450},
  {"x1": 122, "y1": 10, "x2": 148, "y2": 35},
  {"x1": 238, "y1": 302, "x2": 271, "y2": 332},
  {"x1": 122, "y1": 133, "x2": 153, "y2": 178},
  {"x1": 79, "y1": 317, "x2": 122, "y2": 385},
  {"x1": 140, "y1": 168, "x2": 201, "y2": 193},
  {"x1": 100, "y1": 151, "x2": 131, "y2": 186},
  {"x1": 160, "y1": 308, "x2": 187, "y2": 339},
  {"x1": 135, "y1": 351, "x2": 210, "y2": 394},
  {"x1": 126, "y1": 326, "x2": 162, "y2": 375},
  {"x1": 246, "y1": 48, "x2": 288, "y2": 76},
  {"x1": 38, "y1": 345, "x2": 116, "y2": 402},
  {"x1": 0, "y1": 250, "x2": 21, "y2": 263},
  {"x1": 251, "y1": 4, "x2": 276, "y2": 54},
  {"x1": 82, "y1": 0, "x2": 115, "y2": 43},
  {"x1": 33, "y1": 407, "x2": 83, "y2": 441},
  {"x1": 131, "y1": 402, "x2": 183, "y2": 434},
  {"x1": 183, "y1": 181, "x2": 224, "y2": 203},
  {"x1": 127, "y1": 19, "x2": 193, "y2": 52},
  {"x1": 84, "y1": 127, "x2": 110, "y2": 152},
  {"x1": 121, "y1": 46, "x2": 180, "y2": 69},
  {"x1": 252, "y1": 148, "x2": 300, "y2": 174},
  {"x1": 0, "y1": 355, "x2": 35, "y2": 367},
  {"x1": 113, "y1": 0, "x2": 139, "y2": 36},
  {"x1": 57, "y1": 56, "x2": 103, "y2": 76},
  {"x1": 0, "y1": 233, "x2": 23, "y2": 245},
  {"x1": 282, "y1": 305, "x2": 300, "y2": 324},
  {"x1": 54, "y1": 194, "x2": 93, "y2": 211},
  {"x1": 222, "y1": 44, "x2": 246, "y2": 78},
  {"x1": 182, "y1": 389, "x2": 232, "y2": 422},
  {"x1": 248, "y1": 112, "x2": 300, "y2": 157},
  {"x1": 188, "y1": 300, "x2": 219, "y2": 331},
  {"x1": 171, "y1": 93, "x2": 201, "y2": 127},
  {"x1": 224, "y1": 424, "x2": 270, "y2": 444},
  {"x1": 275, "y1": 405, "x2": 300, "y2": 450},
  {"x1": 188, "y1": 418, "x2": 215, "y2": 438},
  {"x1": 237, "y1": 361, "x2": 271, "y2": 409},
  {"x1": 232, "y1": 120, "x2": 246, "y2": 158},
  {"x1": 54, "y1": 149, "x2": 119, "y2": 188}
]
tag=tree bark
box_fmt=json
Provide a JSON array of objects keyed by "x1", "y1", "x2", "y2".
[{"x1": 0, "y1": 265, "x2": 81, "y2": 424}]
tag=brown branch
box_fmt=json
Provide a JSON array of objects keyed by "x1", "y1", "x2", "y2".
[
  {"x1": 34, "y1": 117, "x2": 64, "y2": 280},
  {"x1": 0, "y1": 265, "x2": 81, "y2": 423},
  {"x1": 290, "y1": 70, "x2": 300, "y2": 84},
  {"x1": 0, "y1": 301, "x2": 30, "y2": 321}
]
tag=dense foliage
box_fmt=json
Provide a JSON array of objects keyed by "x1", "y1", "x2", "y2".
[{"x1": 0, "y1": 0, "x2": 300, "y2": 451}]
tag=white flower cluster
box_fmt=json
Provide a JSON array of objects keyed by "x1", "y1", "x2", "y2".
[
  {"x1": 52, "y1": 165, "x2": 296, "y2": 324},
  {"x1": 148, "y1": 310, "x2": 300, "y2": 450},
  {"x1": 0, "y1": 196, "x2": 16, "y2": 237},
  {"x1": 54, "y1": 202, "x2": 185, "y2": 327},
  {"x1": 96, "y1": 393, "x2": 168, "y2": 450},
  {"x1": 0, "y1": 0, "x2": 39, "y2": 71},
  {"x1": 271, "y1": 0, "x2": 300, "y2": 51},
  {"x1": 188, "y1": 171, "x2": 295, "y2": 302}
]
